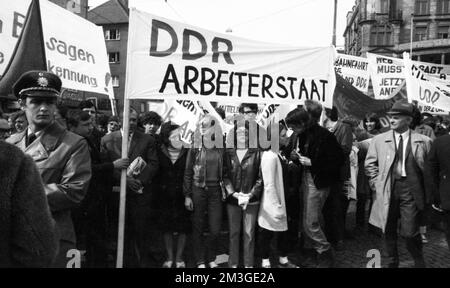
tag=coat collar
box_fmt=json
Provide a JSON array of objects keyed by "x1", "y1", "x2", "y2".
[
  {"x1": 8, "y1": 122, "x2": 65, "y2": 152},
  {"x1": 160, "y1": 143, "x2": 187, "y2": 163}
]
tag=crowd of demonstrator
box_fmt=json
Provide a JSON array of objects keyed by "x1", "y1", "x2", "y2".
[{"x1": 1, "y1": 70, "x2": 450, "y2": 268}]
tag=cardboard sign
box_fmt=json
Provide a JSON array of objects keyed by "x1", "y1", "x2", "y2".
[
  {"x1": 125, "y1": 9, "x2": 336, "y2": 108},
  {"x1": 39, "y1": 0, "x2": 114, "y2": 101},
  {"x1": 334, "y1": 54, "x2": 369, "y2": 93},
  {"x1": 368, "y1": 53, "x2": 406, "y2": 99},
  {"x1": 404, "y1": 52, "x2": 450, "y2": 113}
]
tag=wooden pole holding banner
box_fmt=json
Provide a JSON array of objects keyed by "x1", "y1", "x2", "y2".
[{"x1": 116, "y1": 97, "x2": 130, "y2": 268}]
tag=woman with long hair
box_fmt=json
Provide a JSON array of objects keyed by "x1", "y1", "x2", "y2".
[{"x1": 183, "y1": 114, "x2": 226, "y2": 268}]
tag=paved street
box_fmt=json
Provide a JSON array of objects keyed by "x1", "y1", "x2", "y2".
[
  {"x1": 292, "y1": 201, "x2": 450, "y2": 268},
  {"x1": 99, "y1": 201, "x2": 450, "y2": 268}
]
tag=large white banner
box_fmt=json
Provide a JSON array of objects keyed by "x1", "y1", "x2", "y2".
[
  {"x1": 404, "y1": 52, "x2": 450, "y2": 112},
  {"x1": 334, "y1": 54, "x2": 369, "y2": 93},
  {"x1": 0, "y1": 0, "x2": 32, "y2": 77},
  {"x1": 125, "y1": 9, "x2": 336, "y2": 108},
  {"x1": 367, "y1": 53, "x2": 405, "y2": 99},
  {"x1": 39, "y1": 0, "x2": 114, "y2": 100}
]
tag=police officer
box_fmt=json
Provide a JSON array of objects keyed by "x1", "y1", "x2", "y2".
[{"x1": 7, "y1": 70, "x2": 91, "y2": 268}]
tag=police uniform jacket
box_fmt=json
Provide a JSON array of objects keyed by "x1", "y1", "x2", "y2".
[{"x1": 7, "y1": 121, "x2": 91, "y2": 244}]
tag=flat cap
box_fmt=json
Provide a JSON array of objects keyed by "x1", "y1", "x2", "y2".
[{"x1": 13, "y1": 70, "x2": 62, "y2": 99}]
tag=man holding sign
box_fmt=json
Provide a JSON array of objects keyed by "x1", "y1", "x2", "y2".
[{"x1": 101, "y1": 108, "x2": 158, "y2": 267}]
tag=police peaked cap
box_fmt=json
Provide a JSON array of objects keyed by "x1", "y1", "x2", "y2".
[{"x1": 13, "y1": 70, "x2": 62, "y2": 99}]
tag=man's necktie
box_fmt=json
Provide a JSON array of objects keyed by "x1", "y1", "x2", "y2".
[
  {"x1": 27, "y1": 133, "x2": 36, "y2": 147},
  {"x1": 394, "y1": 135, "x2": 403, "y2": 179}
]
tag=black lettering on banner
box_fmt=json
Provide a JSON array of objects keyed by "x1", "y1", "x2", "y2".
[
  {"x1": 216, "y1": 69, "x2": 228, "y2": 96},
  {"x1": 150, "y1": 19, "x2": 178, "y2": 57},
  {"x1": 200, "y1": 67, "x2": 216, "y2": 95},
  {"x1": 377, "y1": 57, "x2": 393, "y2": 64},
  {"x1": 275, "y1": 76, "x2": 288, "y2": 98},
  {"x1": 45, "y1": 37, "x2": 95, "y2": 63},
  {"x1": 356, "y1": 76, "x2": 367, "y2": 88},
  {"x1": 262, "y1": 74, "x2": 274, "y2": 98},
  {"x1": 419, "y1": 86, "x2": 440, "y2": 104},
  {"x1": 229, "y1": 72, "x2": 234, "y2": 96},
  {"x1": 345, "y1": 76, "x2": 354, "y2": 85},
  {"x1": 182, "y1": 29, "x2": 207, "y2": 61},
  {"x1": 13, "y1": 12, "x2": 25, "y2": 38},
  {"x1": 183, "y1": 65, "x2": 199, "y2": 94},
  {"x1": 212, "y1": 37, "x2": 234, "y2": 64},
  {"x1": 320, "y1": 80, "x2": 328, "y2": 102},
  {"x1": 234, "y1": 72, "x2": 247, "y2": 97},
  {"x1": 311, "y1": 80, "x2": 320, "y2": 101},
  {"x1": 159, "y1": 64, "x2": 181, "y2": 93},
  {"x1": 298, "y1": 78, "x2": 309, "y2": 100},
  {"x1": 0, "y1": 51, "x2": 4, "y2": 64},
  {"x1": 287, "y1": 77, "x2": 296, "y2": 99},
  {"x1": 248, "y1": 73, "x2": 260, "y2": 97}
]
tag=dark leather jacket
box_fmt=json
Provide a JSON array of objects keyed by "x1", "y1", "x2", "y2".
[
  {"x1": 223, "y1": 148, "x2": 263, "y2": 206},
  {"x1": 287, "y1": 124, "x2": 345, "y2": 189},
  {"x1": 183, "y1": 147, "x2": 226, "y2": 197}
]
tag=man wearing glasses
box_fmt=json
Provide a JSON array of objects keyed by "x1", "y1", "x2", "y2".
[{"x1": 239, "y1": 103, "x2": 258, "y2": 121}]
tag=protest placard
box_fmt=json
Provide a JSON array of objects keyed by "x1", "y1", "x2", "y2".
[
  {"x1": 334, "y1": 54, "x2": 369, "y2": 93},
  {"x1": 404, "y1": 52, "x2": 450, "y2": 113},
  {"x1": 39, "y1": 0, "x2": 114, "y2": 101},
  {"x1": 367, "y1": 53, "x2": 405, "y2": 99},
  {"x1": 124, "y1": 9, "x2": 336, "y2": 108}
]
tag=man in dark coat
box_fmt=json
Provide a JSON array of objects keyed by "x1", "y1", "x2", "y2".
[
  {"x1": 322, "y1": 107, "x2": 354, "y2": 250},
  {"x1": 101, "y1": 108, "x2": 159, "y2": 267},
  {"x1": 426, "y1": 132, "x2": 450, "y2": 251},
  {"x1": 67, "y1": 110, "x2": 129, "y2": 267},
  {"x1": 285, "y1": 101, "x2": 345, "y2": 268},
  {"x1": 0, "y1": 141, "x2": 58, "y2": 267}
]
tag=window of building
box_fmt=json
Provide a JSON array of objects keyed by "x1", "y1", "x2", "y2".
[
  {"x1": 112, "y1": 76, "x2": 120, "y2": 87},
  {"x1": 379, "y1": 0, "x2": 389, "y2": 14},
  {"x1": 370, "y1": 25, "x2": 392, "y2": 46},
  {"x1": 105, "y1": 29, "x2": 120, "y2": 40},
  {"x1": 437, "y1": 0, "x2": 450, "y2": 14},
  {"x1": 414, "y1": 25, "x2": 428, "y2": 41},
  {"x1": 438, "y1": 24, "x2": 450, "y2": 39},
  {"x1": 415, "y1": 0, "x2": 430, "y2": 15},
  {"x1": 108, "y1": 52, "x2": 120, "y2": 63}
]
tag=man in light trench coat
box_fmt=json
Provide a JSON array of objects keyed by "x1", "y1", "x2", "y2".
[
  {"x1": 7, "y1": 71, "x2": 91, "y2": 268},
  {"x1": 365, "y1": 101, "x2": 432, "y2": 268}
]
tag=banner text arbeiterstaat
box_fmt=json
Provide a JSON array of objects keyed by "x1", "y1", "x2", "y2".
[{"x1": 150, "y1": 19, "x2": 329, "y2": 102}]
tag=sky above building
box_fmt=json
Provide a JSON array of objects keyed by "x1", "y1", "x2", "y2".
[{"x1": 89, "y1": 0, "x2": 355, "y2": 48}]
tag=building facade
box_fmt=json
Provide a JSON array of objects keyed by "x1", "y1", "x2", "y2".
[
  {"x1": 88, "y1": 0, "x2": 149, "y2": 116},
  {"x1": 344, "y1": 0, "x2": 450, "y2": 64}
]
